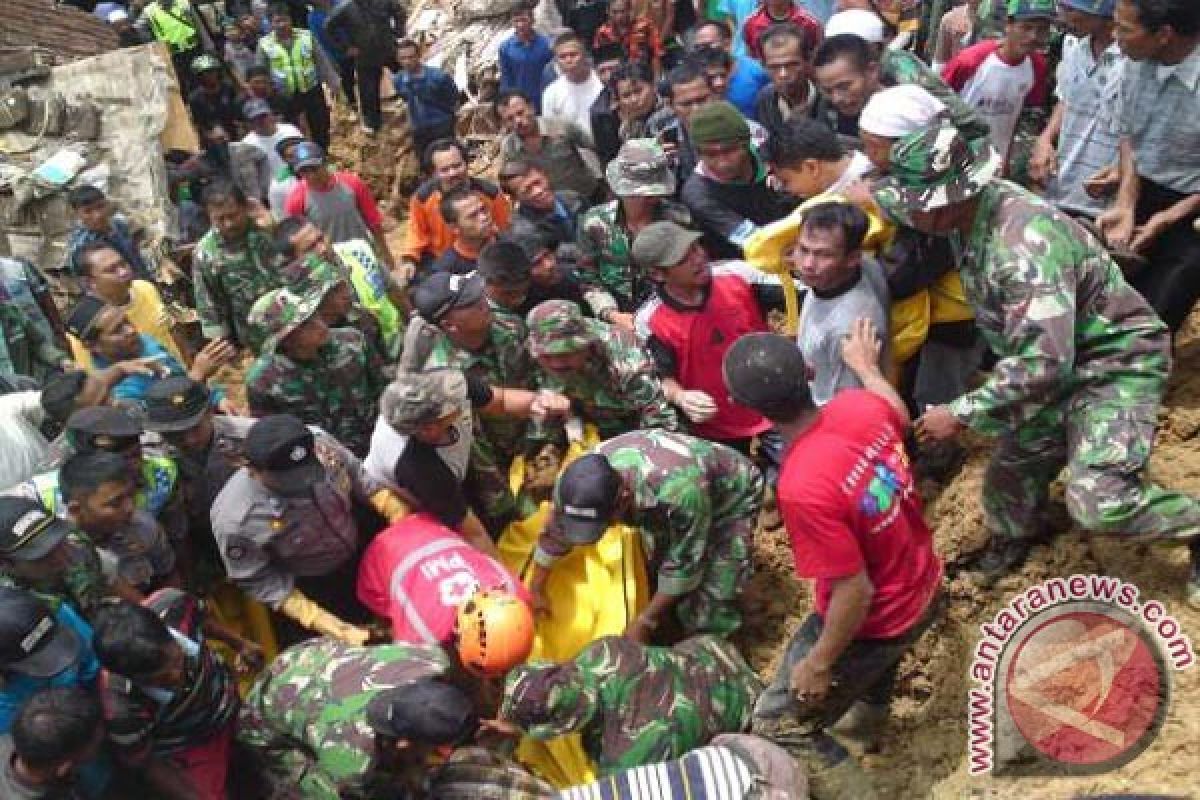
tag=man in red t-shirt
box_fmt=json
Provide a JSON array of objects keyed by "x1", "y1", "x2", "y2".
[
  {"x1": 632, "y1": 221, "x2": 788, "y2": 469},
  {"x1": 742, "y1": 0, "x2": 823, "y2": 61},
  {"x1": 722, "y1": 319, "x2": 942, "y2": 798}
]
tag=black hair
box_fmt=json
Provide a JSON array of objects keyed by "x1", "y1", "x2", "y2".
[
  {"x1": 439, "y1": 186, "x2": 481, "y2": 225},
  {"x1": 67, "y1": 185, "x2": 106, "y2": 210},
  {"x1": 76, "y1": 241, "x2": 124, "y2": 278},
  {"x1": 269, "y1": 3, "x2": 292, "y2": 18},
  {"x1": 493, "y1": 88, "x2": 534, "y2": 114},
  {"x1": 690, "y1": 19, "x2": 732, "y2": 43},
  {"x1": 272, "y1": 215, "x2": 311, "y2": 258},
  {"x1": 397, "y1": 37, "x2": 419, "y2": 53},
  {"x1": 1127, "y1": 0, "x2": 1199, "y2": 35},
  {"x1": 613, "y1": 62, "x2": 656, "y2": 92},
  {"x1": 12, "y1": 687, "x2": 101, "y2": 772},
  {"x1": 813, "y1": 33, "x2": 876, "y2": 71},
  {"x1": 553, "y1": 31, "x2": 586, "y2": 51},
  {"x1": 477, "y1": 240, "x2": 532, "y2": 286},
  {"x1": 60, "y1": 451, "x2": 134, "y2": 504},
  {"x1": 768, "y1": 118, "x2": 845, "y2": 168},
  {"x1": 201, "y1": 179, "x2": 246, "y2": 209},
  {"x1": 423, "y1": 138, "x2": 468, "y2": 171},
  {"x1": 497, "y1": 159, "x2": 537, "y2": 185},
  {"x1": 759, "y1": 22, "x2": 814, "y2": 60},
  {"x1": 663, "y1": 61, "x2": 709, "y2": 97},
  {"x1": 40, "y1": 371, "x2": 89, "y2": 423},
  {"x1": 511, "y1": 226, "x2": 560, "y2": 256},
  {"x1": 91, "y1": 601, "x2": 175, "y2": 678},
  {"x1": 801, "y1": 201, "x2": 870, "y2": 253},
  {"x1": 693, "y1": 45, "x2": 733, "y2": 69},
  {"x1": 246, "y1": 65, "x2": 271, "y2": 81}
]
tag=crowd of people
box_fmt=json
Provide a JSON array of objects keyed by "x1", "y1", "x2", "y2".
[{"x1": 2, "y1": 0, "x2": 1198, "y2": 797}]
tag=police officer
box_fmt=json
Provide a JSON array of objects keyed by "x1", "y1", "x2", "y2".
[{"x1": 210, "y1": 414, "x2": 409, "y2": 645}]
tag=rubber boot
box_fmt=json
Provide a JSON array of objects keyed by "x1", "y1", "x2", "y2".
[
  {"x1": 832, "y1": 701, "x2": 890, "y2": 753},
  {"x1": 806, "y1": 756, "x2": 879, "y2": 800}
]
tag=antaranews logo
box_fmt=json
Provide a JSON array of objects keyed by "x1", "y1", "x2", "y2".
[{"x1": 967, "y1": 574, "x2": 1194, "y2": 777}]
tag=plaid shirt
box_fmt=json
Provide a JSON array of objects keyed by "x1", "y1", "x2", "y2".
[{"x1": 592, "y1": 17, "x2": 663, "y2": 65}]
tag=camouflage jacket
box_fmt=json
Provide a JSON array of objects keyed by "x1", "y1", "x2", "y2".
[
  {"x1": 191, "y1": 224, "x2": 281, "y2": 348},
  {"x1": 238, "y1": 639, "x2": 448, "y2": 800},
  {"x1": 536, "y1": 430, "x2": 762, "y2": 596},
  {"x1": 0, "y1": 530, "x2": 109, "y2": 619},
  {"x1": 576, "y1": 199, "x2": 694, "y2": 316},
  {"x1": 532, "y1": 320, "x2": 681, "y2": 441},
  {"x1": 880, "y1": 49, "x2": 991, "y2": 150},
  {"x1": 948, "y1": 181, "x2": 1170, "y2": 435},
  {"x1": 501, "y1": 635, "x2": 762, "y2": 776},
  {"x1": 245, "y1": 328, "x2": 386, "y2": 457}
]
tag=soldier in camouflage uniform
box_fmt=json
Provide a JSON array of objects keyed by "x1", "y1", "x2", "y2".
[
  {"x1": 245, "y1": 288, "x2": 386, "y2": 457},
  {"x1": 402, "y1": 272, "x2": 538, "y2": 530},
  {"x1": 237, "y1": 638, "x2": 449, "y2": 799},
  {"x1": 526, "y1": 300, "x2": 681, "y2": 440},
  {"x1": 533, "y1": 429, "x2": 763, "y2": 638},
  {"x1": 576, "y1": 140, "x2": 694, "y2": 328},
  {"x1": 279, "y1": 253, "x2": 389, "y2": 365},
  {"x1": 500, "y1": 634, "x2": 762, "y2": 776},
  {"x1": 875, "y1": 121, "x2": 1200, "y2": 599},
  {"x1": 191, "y1": 181, "x2": 283, "y2": 351}
]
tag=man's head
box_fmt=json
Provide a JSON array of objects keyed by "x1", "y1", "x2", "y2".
[
  {"x1": 276, "y1": 135, "x2": 306, "y2": 169},
  {"x1": 248, "y1": 288, "x2": 329, "y2": 359},
  {"x1": 511, "y1": 228, "x2": 562, "y2": 286},
  {"x1": 66, "y1": 405, "x2": 144, "y2": 466},
  {"x1": 410, "y1": 272, "x2": 493, "y2": 349},
  {"x1": 67, "y1": 185, "x2": 111, "y2": 233},
  {"x1": 691, "y1": 19, "x2": 733, "y2": 52},
  {"x1": 270, "y1": 4, "x2": 294, "y2": 37},
  {"x1": 873, "y1": 121, "x2": 1002, "y2": 234},
  {"x1": 769, "y1": 117, "x2": 846, "y2": 197},
  {"x1": 606, "y1": 137, "x2": 677, "y2": 198},
  {"x1": 495, "y1": 91, "x2": 539, "y2": 137},
  {"x1": 664, "y1": 62, "x2": 714, "y2": 129},
  {"x1": 61, "y1": 451, "x2": 137, "y2": 537},
  {"x1": 477, "y1": 239, "x2": 533, "y2": 310},
  {"x1": 689, "y1": 101, "x2": 754, "y2": 183},
  {"x1": 499, "y1": 161, "x2": 555, "y2": 212},
  {"x1": 40, "y1": 371, "x2": 112, "y2": 428},
  {"x1": 632, "y1": 221, "x2": 710, "y2": 291},
  {"x1": 813, "y1": 34, "x2": 881, "y2": 119},
  {"x1": 553, "y1": 33, "x2": 591, "y2": 82},
  {"x1": 858, "y1": 84, "x2": 948, "y2": 171},
  {"x1": 761, "y1": 24, "x2": 816, "y2": 99},
  {"x1": 202, "y1": 180, "x2": 251, "y2": 242},
  {"x1": 613, "y1": 63, "x2": 658, "y2": 120},
  {"x1": 0, "y1": 589, "x2": 84, "y2": 679},
  {"x1": 107, "y1": 7, "x2": 133, "y2": 34},
  {"x1": 191, "y1": 54, "x2": 223, "y2": 91},
  {"x1": 93, "y1": 600, "x2": 188, "y2": 689},
  {"x1": 78, "y1": 243, "x2": 134, "y2": 303},
  {"x1": 67, "y1": 298, "x2": 140, "y2": 362},
  {"x1": 825, "y1": 9, "x2": 887, "y2": 45},
  {"x1": 0, "y1": 498, "x2": 73, "y2": 582},
  {"x1": 245, "y1": 414, "x2": 326, "y2": 497},
  {"x1": 366, "y1": 679, "x2": 480, "y2": 783},
  {"x1": 246, "y1": 66, "x2": 274, "y2": 97},
  {"x1": 525, "y1": 299, "x2": 596, "y2": 375},
  {"x1": 11, "y1": 688, "x2": 103, "y2": 785},
  {"x1": 1004, "y1": 0, "x2": 1055, "y2": 60},
  {"x1": 143, "y1": 376, "x2": 215, "y2": 453},
  {"x1": 593, "y1": 42, "x2": 626, "y2": 87},
  {"x1": 1057, "y1": 0, "x2": 1116, "y2": 39},
  {"x1": 552, "y1": 453, "x2": 629, "y2": 544},
  {"x1": 293, "y1": 142, "x2": 330, "y2": 185},
  {"x1": 608, "y1": 0, "x2": 632, "y2": 29},
  {"x1": 243, "y1": 97, "x2": 278, "y2": 135},
  {"x1": 425, "y1": 139, "x2": 471, "y2": 190},
  {"x1": 381, "y1": 369, "x2": 469, "y2": 446},
  {"x1": 788, "y1": 202, "x2": 868, "y2": 291},
  {"x1": 1114, "y1": 0, "x2": 1198, "y2": 62},
  {"x1": 722, "y1": 332, "x2": 814, "y2": 423},
  {"x1": 274, "y1": 215, "x2": 335, "y2": 263},
  {"x1": 396, "y1": 38, "x2": 422, "y2": 74},
  {"x1": 440, "y1": 187, "x2": 497, "y2": 245},
  {"x1": 693, "y1": 46, "x2": 734, "y2": 97},
  {"x1": 512, "y1": 5, "x2": 534, "y2": 37}
]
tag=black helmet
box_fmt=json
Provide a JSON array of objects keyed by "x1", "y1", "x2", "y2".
[
  {"x1": 722, "y1": 332, "x2": 812, "y2": 418},
  {"x1": 0, "y1": 588, "x2": 81, "y2": 677}
]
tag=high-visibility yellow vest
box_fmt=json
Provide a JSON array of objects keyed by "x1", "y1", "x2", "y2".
[
  {"x1": 145, "y1": 0, "x2": 199, "y2": 54},
  {"x1": 31, "y1": 455, "x2": 179, "y2": 519},
  {"x1": 261, "y1": 30, "x2": 320, "y2": 96},
  {"x1": 334, "y1": 240, "x2": 404, "y2": 358}
]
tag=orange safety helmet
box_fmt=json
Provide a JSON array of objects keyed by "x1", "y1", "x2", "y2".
[{"x1": 456, "y1": 588, "x2": 535, "y2": 677}]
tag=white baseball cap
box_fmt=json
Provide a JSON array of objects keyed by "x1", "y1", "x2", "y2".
[
  {"x1": 106, "y1": 8, "x2": 130, "y2": 23},
  {"x1": 825, "y1": 10, "x2": 886, "y2": 44}
]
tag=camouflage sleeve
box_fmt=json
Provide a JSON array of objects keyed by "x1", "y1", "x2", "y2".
[
  {"x1": 616, "y1": 339, "x2": 682, "y2": 432},
  {"x1": 191, "y1": 245, "x2": 233, "y2": 342},
  {"x1": 656, "y1": 495, "x2": 713, "y2": 596},
  {"x1": 947, "y1": 250, "x2": 1077, "y2": 435},
  {"x1": 575, "y1": 214, "x2": 621, "y2": 318}
]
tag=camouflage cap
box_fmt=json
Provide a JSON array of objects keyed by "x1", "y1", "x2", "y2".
[
  {"x1": 872, "y1": 121, "x2": 1002, "y2": 223},
  {"x1": 1007, "y1": 0, "x2": 1056, "y2": 18},
  {"x1": 380, "y1": 369, "x2": 468, "y2": 433},
  {"x1": 248, "y1": 288, "x2": 322, "y2": 354},
  {"x1": 606, "y1": 138, "x2": 676, "y2": 198},
  {"x1": 525, "y1": 300, "x2": 596, "y2": 359},
  {"x1": 279, "y1": 254, "x2": 350, "y2": 299},
  {"x1": 191, "y1": 54, "x2": 221, "y2": 73},
  {"x1": 500, "y1": 661, "x2": 592, "y2": 734}
]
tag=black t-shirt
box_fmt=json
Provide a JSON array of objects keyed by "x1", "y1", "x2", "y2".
[
  {"x1": 557, "y1": 0, "x2": 610, "y2": 52},
  {"x1": 188, "y1": 84, "x2": 243, "y2": 136},
  {"x1": 429, "y1": 247, "x2": 479, "y2": 277}
]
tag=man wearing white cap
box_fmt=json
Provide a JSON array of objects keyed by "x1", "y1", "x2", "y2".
[
  {"x1": 103, "y1": 8, "x2": 145, "y2": 48},
  {"x1": 829, "y1": 2, "x2": 919, "y2": 50}
]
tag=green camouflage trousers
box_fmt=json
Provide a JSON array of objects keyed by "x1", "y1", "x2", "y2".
[
  {"x1": 671, "y1": 511, "x2": 758, "y2": 638},
  {"x1": 984, "y1": 378, "x2": 1200, "y2": 541}
]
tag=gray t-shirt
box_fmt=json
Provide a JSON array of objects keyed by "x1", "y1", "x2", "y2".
[{"x1": 796, "y1": 257, "x2": 891, "y2": 406}]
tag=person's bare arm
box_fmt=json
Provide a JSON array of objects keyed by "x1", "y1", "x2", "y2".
[
  {"x1": 1029, "y1": 101, "x2": 1064, "y2": 185},
  {"x1": 789, "y1": 571, "x2": 873, "y2": 704},
  {"x1": 1097, "y1": 137, "x2": 1139, "y2": 248},
  {"x1": 841, "y1": 317, "x2": 910, "y2": 425}
]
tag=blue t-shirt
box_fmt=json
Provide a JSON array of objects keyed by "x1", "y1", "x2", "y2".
[
  {"x1": 96, "y1": 335, "x2": 225, "y2": 408},
  {"x1": 718, "y1": 0, "x2": 760, "y2": 59},
  {"x1": 0, "y1": 604, "x2": 98, "y2": 733},
  {"x1": 728, "y1": 56, "x2": 771, "y2": 121},
  {"x1": 499, "y1": 33, "x2": 555, "y2": 113}
]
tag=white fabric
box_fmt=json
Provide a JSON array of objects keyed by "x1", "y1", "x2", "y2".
[
  {"x1": 363, "y1": 408, "x2": 473, "y2": 490},
  {"x1": 107, "y1": 8, "x2": 130, "y2": 22},
  {"x1": 859, "y1": 85, "x2": 948, "y2": 138},
  {"x1": 957, "y1": 52, "x2": 1035, "y2": 162},
  {"x1": 541, "y1": 72, "x2": 605, "y2": 142},
  {"x1": 826, "y1": 150, "x2": 874, "y2": 195},
  {"x1": 825, "y1": 10, "x2": 885, "y2": 44},
  {"x1": 0, "y1": 392, "x2": 48, "y2": 491},
  {"x1": 241, "y1": 123, "x2": 304, "y2": 176}
]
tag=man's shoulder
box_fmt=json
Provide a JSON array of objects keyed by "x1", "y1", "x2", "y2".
[{"x1": 414, "y1": 177, "x2": 443, "y2": 203}]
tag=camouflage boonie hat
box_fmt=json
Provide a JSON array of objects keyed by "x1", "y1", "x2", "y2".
[
  {"x1": 280, "y1": 254, "x2": 350, "y2": 299},
  {"x1": 525, "y1": 300, "x2": 597, "y2": 358},
  {"x1": 872, "y1": 121, "x2": 1002, "y2": 224},
  {"x1": 191, "y1": 54, "x2": 221, "y2": 73},
  {"x1": 606, "y1": 139, "x2": 676, "y2": 198},
  {"x1": 248, "y1": 288, "x2": 322, "y2": 354},
  {"x1": 1007, "y1": 0, "x2": 1056, "y2": 18},
  {"x1": 380, "y1": 369, "x2": 468, "y2": 433},
  {"x1": 500, "y1": 661, "x2": 593, "y2": 733}
]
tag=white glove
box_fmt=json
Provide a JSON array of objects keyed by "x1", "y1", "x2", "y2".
[{"x1": 676, "y1": 390, "x2": 718, "y2": 423}]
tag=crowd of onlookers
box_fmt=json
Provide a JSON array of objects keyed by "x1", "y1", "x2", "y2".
[{"x1": 1, "y1": 0, "x2": 1198, "y2": 797}]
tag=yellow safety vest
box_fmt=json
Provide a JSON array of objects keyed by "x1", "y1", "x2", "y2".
[
  {"x1": 334, "y1": 241, "x2": 404, "y2": 358},
  {"x1": 261, "y1": 30, "x2": 320, "y2": 96},
  {"x1": 145, "y1": 0, "x2": 199, "y2": 54}
]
